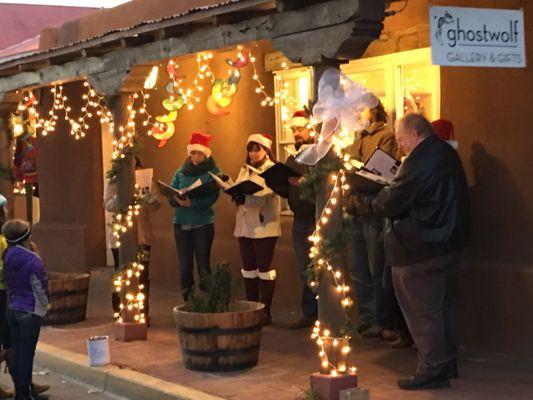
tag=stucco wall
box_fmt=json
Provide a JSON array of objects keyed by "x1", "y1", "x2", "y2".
[
  {"x1": 367, "y1": 0, "x2": 533, "y2": 356},
  {"x1": 136, "y1": 42, "x2": 300, "y2": 313},
  {"x1": 32, "y1": 81, "x2": 106, "y2": 274}
]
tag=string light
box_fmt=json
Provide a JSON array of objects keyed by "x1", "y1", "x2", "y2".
[
  {"x1": 113, "y1": 254, "x2": 146, "y2": 325},
  {"x1": 15, "y1": 81, "x2": 109, "y2": 140},
  {"x1": 250, "y1": 51, "x2": 290, "y2": 107},
  {"x1": 307, "y1": 138, "x2": 360, "y2": 376},
  {"x1": 110, "y1": 186, "x2": 142, "y2": 247}
]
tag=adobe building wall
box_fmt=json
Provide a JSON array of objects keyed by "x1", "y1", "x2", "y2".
[
  {"x1": 136, "y1": 41, "x2": 301, "y2": 313},
  {"x1": 32, "y1": 80, "x2": 107, "y2": 274},
  {"x1": 366, "y1": 0, "x2": 533, "y2": 356}
]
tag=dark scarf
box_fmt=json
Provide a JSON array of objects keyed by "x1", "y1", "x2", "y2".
[{"x1": 182, "y1": 157, "x2": 217, "y2": 177}]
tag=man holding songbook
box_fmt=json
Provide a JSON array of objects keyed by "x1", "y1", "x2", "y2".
[
  {"x1": 345, "y1": 99, "x2": 400, "y2": 341},
  {"x1": 168, "y1": 132, "x2": 221, "y2": 301},
  {"x1": 271, "y1": 110, "x2": 318, "y2": 329}
]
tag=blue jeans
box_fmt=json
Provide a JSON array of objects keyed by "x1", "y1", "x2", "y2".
[
  {"x1": 7, "y1": 310, "x2": 42, "y2": 388},
  {"x1": 292, "y1": 218, "x2": 318, "y2": 318},
  {"x1": 173, "y1": 223, "x2": 214, "y2": 300},
  {"x1": 348, "y1": 215, "x2": 388, "y2": 326}
]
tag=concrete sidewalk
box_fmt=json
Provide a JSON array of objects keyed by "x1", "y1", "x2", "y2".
[{"x1": 35, "y1": 269, "x2": 533, "y2": 400}]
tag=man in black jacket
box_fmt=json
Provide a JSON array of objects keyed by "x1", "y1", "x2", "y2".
[{"x1": 350, "y1": 113, "x2": 470, "y2": 390}]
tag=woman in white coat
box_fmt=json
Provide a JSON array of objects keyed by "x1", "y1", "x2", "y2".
[{"x1": 233, "y1": 134, "x2": 281, "y2": 325}]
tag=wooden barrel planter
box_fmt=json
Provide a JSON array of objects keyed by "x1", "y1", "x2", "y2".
[
  {"x1": 43, "y1": 272, "x2": 91, "y2": 326},
  {"x1": 173, "y1": 300, "x2": 265, "y2": 372}
]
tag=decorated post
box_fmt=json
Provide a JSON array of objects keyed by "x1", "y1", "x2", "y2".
[
  {"x1": 107, "y1": 93, "x2": 148, "y2": 341},
  {"x1": 299, "y1": 66, "x2": 378, "y2": 397}
]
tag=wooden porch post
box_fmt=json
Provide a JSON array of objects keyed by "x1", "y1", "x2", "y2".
[{"x1": 110, "y1": 94, "x2": 139, "y2": 273}]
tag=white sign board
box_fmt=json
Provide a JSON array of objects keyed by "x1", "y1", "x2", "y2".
[{"x1": 430, "y1": 6, "x2": 526, "y2": 68}]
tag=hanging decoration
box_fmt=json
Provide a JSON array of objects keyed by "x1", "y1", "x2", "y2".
[{"x1": 13, "y1": 81, "x2": 111, "y2": 140}]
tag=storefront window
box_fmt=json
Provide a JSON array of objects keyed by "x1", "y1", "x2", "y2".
[
  {"x1": 398, "y1": 62, "x2": 440, "y2": 121},
  {"x1": 345, "y1": 69, "x2": 390, "y2": 114},
  {"x1": 273, "y1": 67, "x2": 312, "y2": 212}
]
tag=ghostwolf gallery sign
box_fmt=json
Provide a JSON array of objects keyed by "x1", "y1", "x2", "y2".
[{"x1": 430, "y1": 6, "x2": 526, "y2": 68}]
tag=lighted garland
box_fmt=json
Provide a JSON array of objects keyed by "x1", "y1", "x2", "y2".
[
  {"x1": 113, "y1": 249, "x2": 147, "y2": 324},
  {"x1": 110, "y1": 186, "x2": 142, "y2": 248},
  {"x1": 16, "y1": 81, "x2": 109, "y2": 140},
  {"x1": 303, "y1": 141, "x2": 363, "y2": 376}
]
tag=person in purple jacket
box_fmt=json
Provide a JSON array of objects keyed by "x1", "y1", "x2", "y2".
[{"x1": 2, "y1": 220, "x2": 49, "y2": 400}]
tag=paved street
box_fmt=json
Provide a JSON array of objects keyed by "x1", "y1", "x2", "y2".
[{"x1": 0, "y1": 366, "x2": 122, "y2": 400}]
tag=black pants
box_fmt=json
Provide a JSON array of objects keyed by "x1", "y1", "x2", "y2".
[
  {"x1": 173, "y1": 224, "x2": 214, "y2": 300},
  {"x1": 7, "y1": 310, "x2": 42, "y2": 389},
  {"x1": 392, "y1": 253, "x2": 458, "y2": 376},
  {"x1": 0, "y1": 290, "x2": 12, "y2": 350}
]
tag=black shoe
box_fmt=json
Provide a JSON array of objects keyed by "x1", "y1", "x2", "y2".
[
  {"x1": 356, "y1": 321, "x2": 372, "y2": 334},
  {"x1": 360, "y1": 324, "x2": 383, "y2": 339},
  {"x1": 397, "y1": 372, "x2": 450, "y2": 390},
  {"x1": 390, "y1": 335, "x2": 414, "y2": 349},
  {"x1": 443, "y1": 359, "x2": 459, "y2": 379}
]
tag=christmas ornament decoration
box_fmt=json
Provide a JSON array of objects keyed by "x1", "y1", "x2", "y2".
[
  {"x1": 206, "y1": 96, "x2": 230, "y2": 116},
  {"x1": 150, "y1": 122, "x2": 175, "y2": 148}
]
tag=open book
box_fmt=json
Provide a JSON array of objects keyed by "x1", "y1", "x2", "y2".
[
  {"x1": 260, "y1": 162, "x2": 302, "y2": 189},
  {"x1": 156, "y1": 179, "x2": 217, "y2": 200},
  {"x1": 349, "y1": 148, "x2": 400, "y2": 193},
  {"x1": 209, "y1": 172, "x2": 264, "y2": 196}
]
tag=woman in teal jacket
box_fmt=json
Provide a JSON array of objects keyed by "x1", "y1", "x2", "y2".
[{"x1": 170, "y1": 132, "x2": 220, "y2": 301}]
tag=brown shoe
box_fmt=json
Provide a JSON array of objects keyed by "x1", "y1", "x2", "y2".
[
  {"x1": 32, "y1": 382, "x2": 50, "y2": 394},
  {"x1": 0, "y1": 386, "x2": 13, "y2": 399},
  {"x1": 289, "y1": 316, "x2": 316, "y2": 330},
  {"x1": 382, "y1": 329, "x2": 401, "y2": 342}
]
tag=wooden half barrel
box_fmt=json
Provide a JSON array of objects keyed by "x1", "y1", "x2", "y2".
[
  {"x1": 43, "y1": 272, "x2": 91, "y2": 326},
  {"x1": 173, "y1": 300, "x2": 265, "y2": 372}
]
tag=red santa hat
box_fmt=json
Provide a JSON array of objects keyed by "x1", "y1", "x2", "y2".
[
  {"x1": 247, "y1": 133, "x2": 273, "y2": 150},
  {"x1": 431, "y1": 119, "x2": 458, "y2": 149},
  {"x1": 290, "y1": 110, "x2": 309, "y2": 128},
  {"x1": 187, "y1": 132, "x2": 212, "y2": 158}
]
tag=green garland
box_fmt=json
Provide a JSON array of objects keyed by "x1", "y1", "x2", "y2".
[
  {"x1": 106, "y1": 139, "x2": 143, "y2": 183},
  {"x1": 298, "y1": 158, "x2": 343, "y2": 203}
]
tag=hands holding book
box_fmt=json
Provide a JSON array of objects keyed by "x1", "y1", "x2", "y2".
[{"x1": 175, "y1": 196, "x2": 192, "y2": 207}]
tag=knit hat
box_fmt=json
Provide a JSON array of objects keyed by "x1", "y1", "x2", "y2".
[
  {"x1": 431, "y1": 119, "x2": 458, "y2": 149},
  {"x1": 290, "y1": 110, "x2": 309, "y2": 128},
  {"x1": 431, "y1": 119, "x2": 454, "y2": 141},
  {"x1": 187, "y1": 132, "x2": 212, "y2": 158},
  {"x1": 247, "y1": 133, "x2": 273, "y2": 150}
]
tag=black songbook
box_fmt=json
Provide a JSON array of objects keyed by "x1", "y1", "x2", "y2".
[
  {"x1": 156, "y1": 179, "x2": 217, "y2": 200},
  {"x1": 209, "y1": 172, "x2": 264, "y2": 196},
  {"x1": 260, "y1": 162, "x2": 302, "y2": 188},
  {"x1": 350, "y1": 148, "x2": 400, "y2": 194}
]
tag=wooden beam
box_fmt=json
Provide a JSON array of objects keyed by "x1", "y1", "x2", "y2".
[{"x1": 0, "y1": 0, "x2": 384, "y2": 95}]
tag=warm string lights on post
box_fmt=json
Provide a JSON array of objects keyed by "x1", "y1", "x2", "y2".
[
  {"x1": 113, "y1": 251, "x2": 146, "y2": 324},
  {"x1": 307, "y1": 142, "x2": 358, "y2": 377},
  {"x1": 110, "y1": 186, "x2": 142, "y2": 247}
]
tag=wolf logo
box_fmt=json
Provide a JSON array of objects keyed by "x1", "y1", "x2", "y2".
[{"x1": 434, "y1": 11, "x2": 454, "y2": 45}]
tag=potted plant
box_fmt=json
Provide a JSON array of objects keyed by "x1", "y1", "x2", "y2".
[{"x1": 173, "y1": 262, "x2": 265, "y2": 372}]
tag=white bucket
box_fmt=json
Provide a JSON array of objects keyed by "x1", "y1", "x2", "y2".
[{"x1": 87, "y1": 336, "x2": 110, "y2": 367}]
